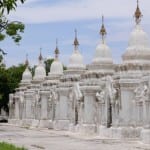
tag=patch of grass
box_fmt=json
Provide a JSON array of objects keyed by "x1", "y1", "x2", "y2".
[{"x1": 0, "y1": 142, "x2": 27, "y2": 150}]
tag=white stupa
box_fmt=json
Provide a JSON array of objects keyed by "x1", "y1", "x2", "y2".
[
  {"x1": 68, "y1": 30, "x2": 85, "y2": 70},
  {"x1": 49, "y1": 40, "x2": 63, "y2": 75},
  {"x1": 92, "y1": 16, "x2": 113, "y2": 65},
  {"x1": 33, "y1": 50, "x2": 46, "y2": 81},
  {"x1": 122, "y1": 1, "x2": 150, "y2": 65},
  {"x1": 88, "y1": 16, "x2": 114, "y2": 75},
  {"x1": 21, "y1": 55, "x2": 32, "y2": 84}
]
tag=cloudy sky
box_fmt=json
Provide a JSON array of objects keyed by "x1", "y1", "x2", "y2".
[{"x1": 1, "y1": 0, "x2": 150, "y2": 67}]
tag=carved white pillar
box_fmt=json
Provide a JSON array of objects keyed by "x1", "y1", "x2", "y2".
[
  {"x1": 9, "y1": 94, "x2": 14, "y2": 119},
  {"x1": 24, "y1": 91, "x2": 34, "y2": 119},
  {"x1": 95, "y1": 91, "x2": 106, "y2": 127},
  {"x1": 55, "y1": 99, "x2": 60, "y2": 120},
  {"x1": 100, "y1": 103, "x2": 105, "y2": 126},
  {"x1": 118, "y1": 81, "x2": 135, "y2": 127},
  {"x1": 40, "y1": 91, "x2": 49, "y2": 120},
  {"x1": 14, "y1": 96, "x2": 20, "y2": 119},
  {"x1": 78, "y1": 101, "x2": 84, "y2": 125},
  {"x1": 141, "y1": 99, "x2": 150, "y2": 144},
  {"x1": 111, "y1": 76, "x2": 142, "y2": 139},
  {"x1": 53, "y1": 88, "x2": 70, "y2": 130},
  {"x1": 19, "y1": 93, "x2": 24, "y2": 120},
  {"x1": 38, "y1": 90, "x2": 53, "y2": 128},
  {"x1": 143, "y1": 100, "x2": 150, "y2": 128},
  {"x1": 58, "y1": 89, "x2": 70, "y2": 120},
  {"x1": 80, "y1": 87, "x2": 98, "y2": 134},
  {"x1": 136, "y1": 101, "x2": 143, "y2": 126},
  {"x1": 35, "y1": 93, "x2": 41, "y2": 120},
  {"x1": 83, "y1": 92, "x2": 95, "y2": 124}
]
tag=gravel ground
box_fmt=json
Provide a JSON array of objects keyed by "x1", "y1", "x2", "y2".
[{"x1": 0, "y1": 124, "x2": 150, "y2": 150}]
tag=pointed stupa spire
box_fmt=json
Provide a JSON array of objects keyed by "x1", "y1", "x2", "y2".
[
  {"x1": 25, "y1": 54, "x2": 29, "y2": 67},
  {"x1": 74, "y1": 29, "x2": 79, "y2": 49},
  {"x1": 55, "y1": 39, "x2": 59, "y2": 59},
  {"x1": 134, "y1": 0, "x2": 142, "y2": 24},
  {"x1": 100, "y1": 15, "x2": 107, "y2": 44},
  {"x1": 38, "y1": 48, "x2": 43, "y2": 61},
  {"x1": 21, "y1": 54, "x2": 32, "y2": 84}
]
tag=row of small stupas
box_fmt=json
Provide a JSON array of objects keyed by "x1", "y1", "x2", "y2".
[{"x1": 9, "y1": 1, "x2": 150, "y2": 144}]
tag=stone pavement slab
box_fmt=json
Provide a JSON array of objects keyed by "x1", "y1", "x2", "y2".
[{"x1": 0, "y1": 124, "x2": 150, "y2": 150}]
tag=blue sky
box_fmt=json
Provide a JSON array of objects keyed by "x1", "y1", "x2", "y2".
[{"x1": 1, "y1": 0, "x2": 150, "y2": 67}]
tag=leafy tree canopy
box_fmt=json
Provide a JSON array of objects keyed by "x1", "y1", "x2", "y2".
[
  {"x1": 0, "y1": 0, "x2": 26, "y2": 112},
  {"x1": 44, "y1": 58, "x2": 54, "y2": 75},
  {"x1": 0, "y1": 0, "x2": 25, "y2": 14},
  {"x1": 0, "y1": 63, "x2": 26, "y2": 112},
  {"x1": 0, "y1": 0, "x2": 25, "y2": 48}
]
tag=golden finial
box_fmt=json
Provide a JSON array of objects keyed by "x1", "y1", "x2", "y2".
[
  {"x1": 25, "y1": 54, "x2": 29, "y2": 66},
  {"x1": 55, "y1": 39, "x2": 59, "y2": 59},
  {"x1": 100, "y1": 15, "x2": 107, "y2": 43},
  {"x1": 74, "y1": 29, "x2": 79, "y2": 46},
  {"x1": 134, "y1": 0, "x2": 142, "y2": 24},
  {"x1": 39, "y1": 48, "x2": 43, "y2": 61}
]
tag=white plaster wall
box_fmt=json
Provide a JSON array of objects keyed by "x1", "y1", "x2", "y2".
[
  {"x1": 143, "y1": 101, "x2": 150, "y2": 127},
  {"x1": 15, "y1": 100, "x2": 20, "y2": 119},
  {"x1": 119, "y1": 89, "x2": 134, "y2": 126},
  {"x1": 84, "y1": 95, "x2": 96, "y2": 124},
  {"x1": 55, "y1": 102, "x2": 60, "y2": 120},
  {"x1": 26, "y1": 100, "x2": 32, "y2": 119},
  {"x1": 59, "y1": 95, "x2": 68, "y2": 120},
  {"x1": 41, "y1": 95, "x2": 48, "y2": 120}
]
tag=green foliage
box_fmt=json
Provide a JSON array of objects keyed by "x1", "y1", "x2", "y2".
[
  {"x1": 0, "y1": 54, "x2": 6, "y2": 68},
  {"x1": 0, "y1": 0, "x2": 25, "y2": 44},
  {"x1": 0, "y1": 33, "x2": 5, "y2": 40},
  {"x1": 44, "y1": 58, "x2": 54, "y2": 75},
  {"x1": 6, "y1": 22, "x2": 24, "y2": 43},
  {"x1": 0, "y1": 142, "x2": 27, "y2": 150},
  {"x1": 7, "y1": 64, "x2": 26, "y2": 92},
  {"x1": 0, "y1": 54, "x2": 3, "y2": 63},
  {"x1": 0, "y1": 67, "x2": 10, "y2": 112},
  {"x1": 63, "y1": 65, "x2": 67, "y2": 71},
  {"x1": 0, "y1": 64, "x2": 26, "y2": 112},
  {"x1": 0, "y1": 15, "x2": 25, "y2": 44},
  {"x1": 0, "y1": 0, "x2": 26, "y2": 111},
  {"x1": 0, "y1": 0, "x2": 26, "y2": 14}
]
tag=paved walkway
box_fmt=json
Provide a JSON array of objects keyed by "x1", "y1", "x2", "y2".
[{"x1": 0, "y1": 124, "x2": 150, "y2": 150}]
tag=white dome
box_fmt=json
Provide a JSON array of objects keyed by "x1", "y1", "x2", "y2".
[
  {"x1": 123, "y1": 24, "x2": 150, "y2": 64},
  {"x1": 129, "y1": 25, "x2": 149, "y2": 48},
  {"x1": 92, "y1": 42, "x2": 113, "y2": 64},
  {"x1": 22, "y1": 67, "x2": 32, "y2": 83},
  {"x1": 68, "y1": 50, "x2": 85, "y2": 69},
  {"x1": 34, "y1": 63, "x2": 46, "y2": 80},
  {"x1": 50, "y1": 59, "x2": 63, "y2": 75}
]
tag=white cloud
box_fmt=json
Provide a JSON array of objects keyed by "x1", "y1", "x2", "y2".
[
  {"x1": 4, "y1": 0, "x2": 150, "y2": 67},
  {"x1": 9, "y1": 0, "x2": 150, "y2": 24}
]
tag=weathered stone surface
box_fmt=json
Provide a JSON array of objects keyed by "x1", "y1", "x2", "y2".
[{"x1": 0, "y1": 124, "x2": 150, "y2": 150}]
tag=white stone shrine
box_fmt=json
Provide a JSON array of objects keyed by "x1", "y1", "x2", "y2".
[{"x1": 8, "y1": 1, "x2": 150, "y2": 144}]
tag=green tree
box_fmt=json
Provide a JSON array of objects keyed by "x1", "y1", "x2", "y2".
[
  {"x1": 0, "y1": 0, "x2": 26, "y2": 14},
  {"x1": 0, "y1": 0, "x2": 25, "y2": 55},
  {"x1": 0, "y1": 67, "x2": 9, "y2": 112},
  {"x1": 7, "y1": 64, "x2": 26, "y2": 93},
  {"x1": 44, "y1": 58, "x2": 54, "y2": 75},
  {"x1": 0, "y1": 0, "x2": 26, "y2": 112},
  {"x1": 0, "y1": 64, "x2": 25, "y2": 112}
]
